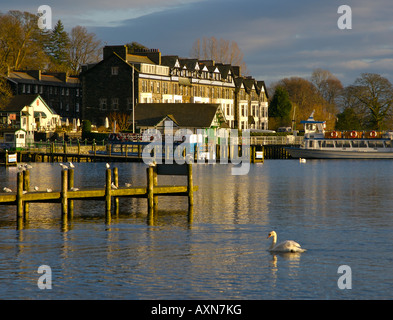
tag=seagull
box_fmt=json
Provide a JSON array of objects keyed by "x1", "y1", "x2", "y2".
[
  {"x1": 68, "y1": 162, "x2": 75, "y2": 168},
  {"x1": 46, "y1": 188, "x2": 52, "y2": 193},
  {"x1": 18, "y1": 165, "x2": 26, "y2": 171},
  {"x1": 299, "y1": 158, "x2": 307, "y2": 163},
  {"x1": 125, "y1": 183, "x2": 132, "y2": 187},
  {"x1": 24, "y1": 164, "x2": 32, "y2": 169},
  {"x1": 106, "y1": 163, "x2": 110, "y2": 169},
  {"x1": 70, "y1": 187, "x2": 79, "y2": 191},
  {"x1": 34, "y1": 186, "x2": 39, "y2": 191},
  {"x1": 59, "y1": 163, "x2": 68, "y2": 170},
  {"x1": 111, "y1": 182, "x2": 118, "y2": 189},
  {"x1": 3, "y1": 187, "x2": 12, "y2": 193}
]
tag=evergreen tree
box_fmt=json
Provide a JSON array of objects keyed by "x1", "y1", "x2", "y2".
[
  {"x1": 44, "y1": 20, "x2": 70, "y2": 69},
  {"x1": 269, "y1": 86, "x2": 292, "y2": 119}
]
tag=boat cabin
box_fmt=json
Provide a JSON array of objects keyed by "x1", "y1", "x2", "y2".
[{"x1": 301, "y1": 112, "x2": 326, "y2": 139}]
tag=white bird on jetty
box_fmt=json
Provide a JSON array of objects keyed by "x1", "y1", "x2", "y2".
[
  {"x1": 3, "y1": 187, "x2": 12, "y2": 193},
  {"x1": 299, "y1": 158, "x2": 307, "y2": 163},
  {"x1": 267, "y1": 231, "x2": 306, "y2": 253},
  {"x1": 106, "y1": 163, "x2": 110, "y2": 169},
  {"x1": 18, "y1": 165, "x2": 26, "y2": 171},
  {"x1": 125, "y1": 183, "x2": 132, "y2": 188},
  {"x1": 111, "y1": 182, "x2": 118, "y2": 189},
  {"x1": 34, "y1": 186, "x2": 39, "y2": 191},
  {"x1": 68, "y1": 162, "x2": 75, "y2": 168},
  {"x1": 59, "y1": 163, "x2": 68, "y2": 170},
  {"x1": 46, "y1": 188, "x2": 52, "y2": 193},
  {"x1": 70, "y1": 187, "x2": 79, "y2": 191}
]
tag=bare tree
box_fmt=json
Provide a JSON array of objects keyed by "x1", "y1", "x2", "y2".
[
  {"x1": 311, "y1": 68, "x2": 343, "y2": 106},
  {"x1": 190, "y1": 36, "x2": 247, "y2": 73},
  {"x1": 68, "y1": 26, "x2": 102, "y2": 75},
  {"x1": 108, "y1": 112, "x2": 130, "y2": 132},
  {"x1": 0, "y1": 11, "x2": 47, "y2": 70},
  {"x1": 350, "y1": 73, "x2": 393, "y2": 130}
]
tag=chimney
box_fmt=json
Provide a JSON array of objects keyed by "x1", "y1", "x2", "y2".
[
  {"x1": 134, "y1": 48, "x2": 161, "y2": 65},
  {"x1": 26, "y1": 70, "x2": 42, "y2": 81},
  {"x1": 103, "y1": 45, "x2": 128, "y2": 60}
]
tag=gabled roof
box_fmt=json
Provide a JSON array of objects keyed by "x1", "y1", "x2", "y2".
[
  {"x1": 161, "y1": 56, "x2": 180, "y2": 68},
  {"x1": 3, "y1": 94, "x2": 57, "y2": 115},
  {"x1": 135, "y1": 103, "x2": 227, "y2": 128}
]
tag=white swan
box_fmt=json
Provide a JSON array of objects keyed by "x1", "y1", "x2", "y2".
[
  {"x1": 267, "y1": 231, "x2": 306, "y2": 253},
  {"x1": 299, "y1": 158, "x2": 306, "y2": 163}
]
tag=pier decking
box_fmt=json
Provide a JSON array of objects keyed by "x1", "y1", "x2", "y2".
[{"x1": 0, "y1": 163, "x2": 197, "y2": 227}]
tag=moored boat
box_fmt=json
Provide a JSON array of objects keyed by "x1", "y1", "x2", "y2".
[{"x1": 287, "y1": 112, "x2": 393, "y2": 159}]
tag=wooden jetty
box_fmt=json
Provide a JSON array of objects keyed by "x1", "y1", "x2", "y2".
[{"x1": 0, "y1": 163, "x2": 197, "y2": 227}]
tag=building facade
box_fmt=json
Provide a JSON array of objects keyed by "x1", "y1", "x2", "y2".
[
  {"x1": 5, "y1": 70, "x2": 82, "y2": 121},
  {"x1": 81, "y1": 45, "x2": 269, "y2": 131}
]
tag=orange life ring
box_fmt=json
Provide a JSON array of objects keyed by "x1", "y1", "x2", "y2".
[
  {"x1": 330, "y1": 131, "x2": 338, "y2": 138},
  {"x1": 350, "y1": 131, "x2": 357, "y2": 138},
  {"x1": 370, "y1": 131, "x2": 377, "y2": 138}
]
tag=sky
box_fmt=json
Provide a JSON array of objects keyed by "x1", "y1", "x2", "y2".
[{"x1": 2, "y1": 0, "x2": 393, "y2": 86}]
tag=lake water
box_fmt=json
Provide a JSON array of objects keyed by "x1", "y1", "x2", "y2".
[{"x1": 0, "y1": 160, "x2": 392, "y2": 300}]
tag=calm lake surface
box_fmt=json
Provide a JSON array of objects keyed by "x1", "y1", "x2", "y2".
[{"x1": 0, "y1": 160, "x2": 392, "y2": 300}]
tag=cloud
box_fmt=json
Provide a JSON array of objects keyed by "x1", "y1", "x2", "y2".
[{"x1": 2, "y1": 0, "x2": 393, "y2": 86}]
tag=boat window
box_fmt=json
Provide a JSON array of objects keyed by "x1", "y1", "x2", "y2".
[
  {"x1": 322, "y1": 141, "x2": 335, "y2": 148},
  {"x1": 343, "y1": 141, "x2": 351, "y2": 148},
  {"x1": 358, "y1": 141, "x2": 367, "y2": 148},
  {"x1": 385, "y1": 140, "x2": 392, "y2": 148},
  {"x1": 335, "y1": 141, "x2": 343, "y2": 148},
  {"x1": 351, "y1": 141, "x2": 359, "y2": 148},
  {"x1": 376, "y1": 141, "x2": 384, "y2": 148},
  {"x1": 368, "y1": 141, "x2": 376, "y2": 148}
]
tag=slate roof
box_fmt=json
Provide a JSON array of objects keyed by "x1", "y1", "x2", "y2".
[{"x1": 134, "y1": 103, "x2": 227, "y2": 128}]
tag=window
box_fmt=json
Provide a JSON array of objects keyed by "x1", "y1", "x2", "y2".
[
  {"x1": 99, "y1": 98, "x2": 107, "y2": 110},
  {"x1": 111, "y1": 66, "x2": 119, "y2": 75},
  {"x1": 76, "y1": 103, "x2": 80, "y2": 113},
  {"x1": 112, "y1": 98, "x2": 119, "y2": 110},
  {"x1": 127, "y1": 98, "x2": 133, "y2": 110}
]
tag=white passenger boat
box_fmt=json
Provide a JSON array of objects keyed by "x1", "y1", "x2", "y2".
[{"x1": 287, "y1": 112, "x2": 393, "y2": 159}]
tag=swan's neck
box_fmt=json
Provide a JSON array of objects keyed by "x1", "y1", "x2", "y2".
[{"x1": 270, "y1": 234, "x2": 277, "y2": 249}]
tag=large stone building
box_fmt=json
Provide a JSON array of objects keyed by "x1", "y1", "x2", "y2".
[
  {"x1": 5, "y1": 70, "x2": 81, "y2": 121},
  {"x1": 80, "y1": 45, "x2": 269, "y2": 131}
]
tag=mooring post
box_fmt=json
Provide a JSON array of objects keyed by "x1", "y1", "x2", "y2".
[
  {"x1": 68, "y1": 168, "x2": 74, "y2": 219},
  {"x1": 105, "y1": 168, "x2": 112, "y2": 222},
  {"x1": 153, "y1": 166, "x2": 158, "y2": 209},
  {"x1": 23, "y1": 170, "x2": 30, "y2": 220},
  {"x1": 113, "y1": 167, "x2": 119, "y2": 214},
  {"x1": 147, "y1": 166, "x2": 154, "y2": 210},
  {"x1": 61, "y1": 169, "x2": 68, "y2": 217},
  {"x1": 16, "y1": 172, "x2": 24, "y2": 219},
  {"x1": 187, "y1": 163, "x2": 194, "y2": 207}
]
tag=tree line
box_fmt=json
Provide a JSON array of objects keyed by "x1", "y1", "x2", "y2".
[
  {"x1": 268, "y1": 69, "x2": 393, "y2": 131},
  {"x1": 1, "y1": 10, "x2": 392, "y2": 131},
  {"x1": 0, "y1": 10, "x2": 102, "y2": 75}
]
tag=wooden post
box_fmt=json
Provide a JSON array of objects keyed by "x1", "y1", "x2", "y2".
[
  {"x1": 187, "y1": 163, "x2": 194, "y2": 207},
  {"x1": 105, "y1": 168, "x2": 112, "y2": 222},
  {"x1": 61, "y1": 169, "x2": 68, "y2": 217},
  {"x1": 68, "y1": 168, "x2": 74, "y2": 219},
  {"x1": 16, "y1": 172, "x2": 24, "y2": 219},
  {"x1": 153, "y1": 166, "x2": 158, "y2": 209},
  {"x1": 23, "y1": 170, "x2": 30, "y2": 220},
  {"x1": 113, "y1": 167, "x2": 119, "y2": 215},
  {"x1": 147, "y1": 166, "x2": 154, "y2": 210}
]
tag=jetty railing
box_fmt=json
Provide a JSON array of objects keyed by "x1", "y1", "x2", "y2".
[{"x1": 0, "y1": 163, "x2": 198, "y2": 227}]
